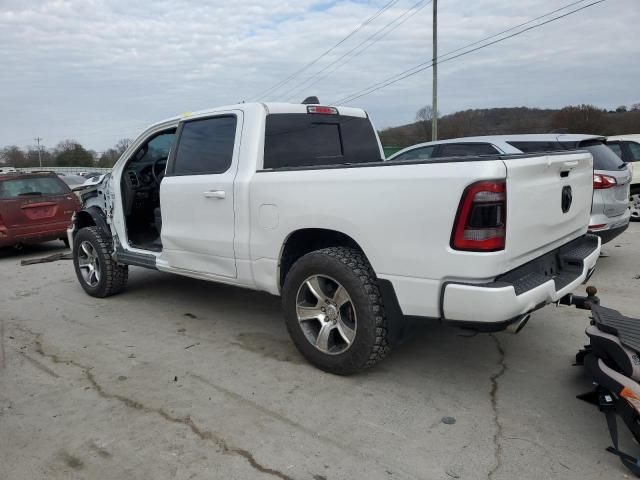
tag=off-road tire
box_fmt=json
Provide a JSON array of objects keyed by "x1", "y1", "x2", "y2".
[
  {"x1": 73, "y1": 226, "x2": 128, "y2": 297},
  {"x1": 282, "y1": 247, "x2": 391, "y2": 375}
]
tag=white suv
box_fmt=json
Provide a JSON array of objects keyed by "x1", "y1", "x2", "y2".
[
  {"x1": 388, "y1": 134, "x2": 632, "y2": 243},
  {"x1": 606, "y1": 134, "x2": 640, "y2": 221}
]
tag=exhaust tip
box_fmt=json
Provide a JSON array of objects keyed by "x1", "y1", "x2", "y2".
[{"x1": 506, "y1": 314, "x2": 531, "y2": 334}]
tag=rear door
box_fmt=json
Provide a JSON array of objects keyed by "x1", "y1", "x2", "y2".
[
  {"x1": 502, "y1": 151, "x2": 594, "y2": 270},
  {"x1": 0, "y1": 175, "x2": 79, "y2": 235},
  {"x1": 160, "y1": 112, "x2": 242, "y2": 278}
]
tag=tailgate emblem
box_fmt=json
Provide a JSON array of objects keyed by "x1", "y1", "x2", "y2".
[{"x1": 561, "y1": 186, "x2": 572, "y2": 213}]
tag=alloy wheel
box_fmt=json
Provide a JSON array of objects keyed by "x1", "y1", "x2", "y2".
[
  {"x1": 77, "y1": 240, "x2": 101, "y2": 287},
  {"x1": 295, "y1": 275, "x2": 357, "y2": 355}
]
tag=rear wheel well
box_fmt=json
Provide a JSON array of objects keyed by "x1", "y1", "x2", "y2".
[{"x1": 279, "y1": 229, "x2": 366, "y2": 289}]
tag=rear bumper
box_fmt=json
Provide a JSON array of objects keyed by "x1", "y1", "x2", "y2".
[
  {"x1": 441, "y1": 235, "x2": 601, "y2": 328},
  {"x1": 588, "y1": 209, "x2": 630, "y2": 244},
  {"x1": 0, "y1": 222, "x2": 69, "y2": 248}
]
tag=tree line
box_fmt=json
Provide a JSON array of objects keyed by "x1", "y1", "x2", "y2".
[
  {"x1": 0, "y1": 138, "x2": 131, "y2": 169},
  {"x1": 380, "y1": 103, "x2": 640, "y2": 147},
  {"x1": 3, "y1": 103, "x2": 640, "y2": 167}
]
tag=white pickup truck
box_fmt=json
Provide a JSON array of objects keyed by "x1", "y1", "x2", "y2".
[{"x1": 69, "y1": 102, "x2": 601, "y2": 374}]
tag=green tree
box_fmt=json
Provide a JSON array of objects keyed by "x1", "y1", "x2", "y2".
[
  {"x1": 0, "y1": 145, "x2": 28, "y2": 167},
  {"x1": 53, "y1": 140, "x2": 95, "y2": 167}
]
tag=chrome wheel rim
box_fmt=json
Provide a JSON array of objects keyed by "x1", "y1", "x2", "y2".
[
  {"x1": 631, "y1": 193, "x2": 640, "y2": 220},
  {"x1": 78, "y1": 241, "x2": 101, "y2": 287},
  {"x1": 295, "y1": 275, "x2": 356, "y2": 355}
]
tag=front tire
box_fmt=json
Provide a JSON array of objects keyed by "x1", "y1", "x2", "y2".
[
  {"x1": 282, "y1": 247, "x2": 390, "y2": 375},
  {"x1": 73, "y1": 226, "x2": 128, "y2": 297}
]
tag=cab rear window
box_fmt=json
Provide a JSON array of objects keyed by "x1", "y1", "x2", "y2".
[
  {"x1": 0, "y1": 176, "x2": 69, "y2": 199},
  {"x1": 263, "y1": 114, "x2": 381, "y2": 169}
]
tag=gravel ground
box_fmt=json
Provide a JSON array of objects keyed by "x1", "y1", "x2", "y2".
[{"x1": 1, "y1": 224, "x2": 639, "y2": 480}]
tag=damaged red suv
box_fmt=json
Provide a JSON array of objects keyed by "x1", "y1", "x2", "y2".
[{"x1": 0, "y1": 172, "x2": 80, "y2": 248}]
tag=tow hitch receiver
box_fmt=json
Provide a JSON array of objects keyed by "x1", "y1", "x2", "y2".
[{"x1": 559, "y1": 285, "x2": 600, "y2": 311}]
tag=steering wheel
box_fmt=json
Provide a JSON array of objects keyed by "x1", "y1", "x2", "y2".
[{"x1": 151, "y1": 157, "x2": 167, "y2": 185}]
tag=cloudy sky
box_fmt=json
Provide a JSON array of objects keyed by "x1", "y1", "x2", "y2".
[{"x1": 1, "y1": 0, "x2": 638, "y2": 152}]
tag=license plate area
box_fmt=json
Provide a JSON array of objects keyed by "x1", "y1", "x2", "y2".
[
  {"x1": 21, "y1": 202, "x2": 58, "y2": 220},
  {"x1": 495, "y1": 235, "x2": 598, "y2": 295}
]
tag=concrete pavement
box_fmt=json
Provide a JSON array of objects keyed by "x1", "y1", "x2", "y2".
[{"x1": 1, "y1": 225, "x2": 639, "y2": 480}]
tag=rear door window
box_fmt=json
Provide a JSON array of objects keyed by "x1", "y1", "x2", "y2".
[
  {"x1": 434, "y1": 143, "x2": 500, "y2": 157},
  {"x1": 0, "y1": 176, "x2": 69, "y2": 199},
  {"x1": 392, "y1": 146, "x2": 435, "y2": 161},
  {"x1": 171, "y1": 116, "x2": 237, "y2": 176},
  {"x1": 263, "y1": 114, "x2": 381, "y2": 169}
]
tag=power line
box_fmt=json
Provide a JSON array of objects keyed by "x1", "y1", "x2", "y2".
[
  {"x1": 285, "y1": 0, "x2": 431, "y2": 102},
  {"x1": 249, "y1": 0, "x2": 402, "y2": 101},
  {"x1": 34, "y1": 137, "x2": 43, "y2": 168},
  {"x1": 333, "y1": 0, "x2": 604, "y2": 105}
]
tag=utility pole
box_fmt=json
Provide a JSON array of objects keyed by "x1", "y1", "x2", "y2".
[
  {"x1": 431, "y1": 0, "x2": 438, "y2": 141},
  {"x1": 34, "y1": 137, "x2": 43, "y2": 168}
]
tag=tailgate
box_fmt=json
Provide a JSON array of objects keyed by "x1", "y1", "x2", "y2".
[
  {"x1": 1, "y1": 194, "x2": 78, "y2": 229},
  {"x1": 503, "y1": 151, "x2": 593, "y2": 270}
]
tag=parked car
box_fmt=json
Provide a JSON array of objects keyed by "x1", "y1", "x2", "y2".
[
  {"x1": 59, "y1": 174, "x2": 89, "y2": 188},
  {"x1": 0, "y1": 172, "x2": 80, "y2": 248},
  {"x1": 388, "y1": 134, "x2": 631, "y2": 243},
  {"x1": 606, "y1": 134, "x2": 640, "y2": 221},
  {"x1": 68, "y1": 103, "x2": 600, "y2": 374},
  {"x1": 82, "y1": 172, "x2": 104, "y2": 180}
]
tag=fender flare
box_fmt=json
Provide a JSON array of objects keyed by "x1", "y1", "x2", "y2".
[{"x1": 74, "y1": 206, "x2": 110, "y2": 238}]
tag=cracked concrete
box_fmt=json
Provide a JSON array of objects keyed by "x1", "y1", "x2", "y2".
[
  {"x1": 1, "y1": 226, "x2": 639, "y2": 479},
  {"x1": 487, "y1": 334, "x2": 506, "y2": 480},
  {"x1": 27, "y1": 327, "x2": 294, "y2": 480}
]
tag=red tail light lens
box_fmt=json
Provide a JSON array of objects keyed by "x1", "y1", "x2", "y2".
[
  {"x1": 0, "y1": 213, "x2": 6, "y2": 238},
  {"x1": 452, "y1": 180, "x2": 506, "y2": 251},
  {"x1": 593, "y1": 173, "x2": 616, "y2": 189}
]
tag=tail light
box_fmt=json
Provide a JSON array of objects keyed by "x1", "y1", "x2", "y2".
[
  {"x1": 593, "y1": 173, "x2": 617, "y2": 189},
  {"x1": 452, "y1": 180, "x2": 506, "y2": 251},
  {"x1": 0, "y1": 213, "x2": 6, "y2": 237}
]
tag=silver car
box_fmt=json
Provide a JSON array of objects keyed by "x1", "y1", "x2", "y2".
[{"x1": 388, "y1": 134, "x2": 631, "y2": 244}]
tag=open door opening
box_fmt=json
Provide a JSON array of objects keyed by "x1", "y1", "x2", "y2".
[{"x1": 120, "y1": 129, "x2": 176, "y2": 252}]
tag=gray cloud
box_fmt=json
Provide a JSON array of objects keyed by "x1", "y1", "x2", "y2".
[{"x1": 0, "y1": 0, "x2": 638, "y2": 151}]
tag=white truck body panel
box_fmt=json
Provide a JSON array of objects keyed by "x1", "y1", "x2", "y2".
[{"x1": 70, "y1": 102, "x2": 600, "y2": 326}]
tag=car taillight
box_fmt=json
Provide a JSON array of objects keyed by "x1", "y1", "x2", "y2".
[
  {"x1": 452, "y1": 180, "x2": 506, "y2": 252},
  {"x1": 0, "y1": 213, "x2": 6, "y2": 236},
  {"x1": 593, "y1": 173, "x2": 617, "y2": 189}
]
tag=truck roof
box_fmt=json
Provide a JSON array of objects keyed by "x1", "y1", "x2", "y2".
[{"x1": 147, "y1": 102, "x2": 368, "y2": 131}]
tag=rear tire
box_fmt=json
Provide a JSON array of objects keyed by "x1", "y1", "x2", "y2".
[
  {"x1": 630, "y1": 186, "x2": 640, "y2": 222},
  {"x1": 282, "y1": 247, "x2": 390, "y2": 375},
  {"x1": 73, "y1": 226, "x2": 128, "y2": 297}
]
